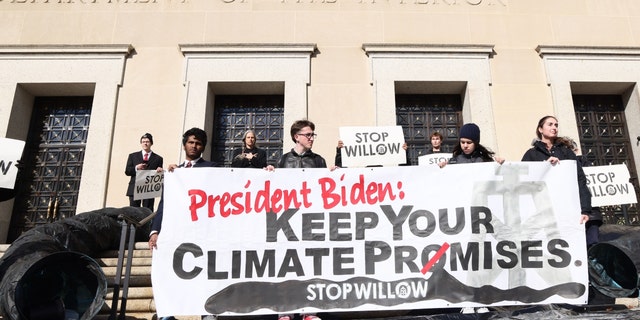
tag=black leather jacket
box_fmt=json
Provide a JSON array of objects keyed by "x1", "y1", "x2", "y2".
[{"x1": 277, "y1": 149, "x2": 327, "y2": 168}]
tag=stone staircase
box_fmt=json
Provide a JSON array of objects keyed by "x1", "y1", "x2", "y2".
[
  {"x1": 5, "y1": 242, "x2": 638, "y2": 320},
  {"x1": 94, "y1": 242, "x2": 157, "y2": 320},
  {"x1": 0, "y1": 242, "x2": 201, "y2": 320}
]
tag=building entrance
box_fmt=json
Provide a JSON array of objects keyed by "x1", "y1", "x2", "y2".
[
  {"x1": 573, "y1": 94, "x2": 639, "y2": 224},
  {"x1": 7, "y1": 96, "x2": 93, "y2": 242},
  {"x1": 212, "y1": 95, "x2": 284, "y2": 167},
  {"x1": 396, "y1": 94, "x2": 462, "y2": 165}
]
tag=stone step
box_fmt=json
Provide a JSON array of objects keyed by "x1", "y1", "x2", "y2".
[
  {"x1": 0, "y1": 242, "x2": 161, "y2": 319},
  {"x1": 106, "y1": 286, "x2": 154, "y2": 299},
  {"x1": 102, "y1": 265, "x2": 152, "y2": 277},
  {"x1": 99, "y1": 256, "x2": 153, "y2": 267},
  {"x1": 100, "y1": 243, "x2": 156, "y2": 318},
  {"x1": 102, "y1": 297, "x2": 156, "y2": 313}
]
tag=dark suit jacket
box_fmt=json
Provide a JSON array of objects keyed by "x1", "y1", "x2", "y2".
[
  {"x1": 125, "y1": 151, "x2": 163, "y2": 196},
  {"x1": 150, "y1": 158, "x2": 218, "y2": 235}
]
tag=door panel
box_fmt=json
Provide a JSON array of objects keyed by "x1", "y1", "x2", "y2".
[
  {"x1": 212, "y1": 95, "x2": 284, "y2": 167},
  {"x1": 573, "y1": 94, "x2": 639, "y2": 225},
  {"x1": 8, "y1": 96, "x2": 92, "y2": 242},
  {"x1": 396, "y1": 94, "x2": 462, "y2": 165}
]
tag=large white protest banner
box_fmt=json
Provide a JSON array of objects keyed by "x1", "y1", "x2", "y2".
[
  {"x1": 583, "y1": 164, "x2": 637, "y2": 207},
  {"x1": 134, "y1": 170, "x2": 164, "y2": 200},
  {"x1": 418, "y1": 153, "x2": 452, "y2": 167},
  {"x1": 0, "y1": 138, "x2": 26, "y2": 189},
  {"x1": 152, "y1": 162, "x2": 588, "y2": 317},
  {"x1": 338, "y1": 126, "x2": 406, "y2": 167}
]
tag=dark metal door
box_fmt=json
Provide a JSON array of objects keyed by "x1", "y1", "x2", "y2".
[
  {"x1": 212, "y1": 95, "x2": 284, "y2": 167},
  {"x1": 8, "y1": 96, "x2": 92, "y2": 242},
  {"x1": 396, "y1": 94, "x2": 463, "y2": 165},
  {"x1": 573, "y1": 94, "x2": 639, "y2": 224}
]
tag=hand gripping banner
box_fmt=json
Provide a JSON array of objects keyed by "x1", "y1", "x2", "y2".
[{"x1": 151, "y1": 162, "x2": 588, "y2": 317}]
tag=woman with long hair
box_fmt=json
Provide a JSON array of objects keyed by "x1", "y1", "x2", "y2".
[
  {"x1": 521, "y1": 115, "x2": 592, "y2": 232},
  {"x1": 231, "y1": 130, "x2": 268, "y2": 169}
]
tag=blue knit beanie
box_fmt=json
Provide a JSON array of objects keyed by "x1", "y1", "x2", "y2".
[{"x1": 459, "y1": 123, "x2": 480, "y2": 144}]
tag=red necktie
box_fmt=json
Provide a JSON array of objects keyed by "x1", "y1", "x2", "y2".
[
  {"x1": 185, "y1": 161, "x2": 192, "y2": 168},
  {"x1": 143, "y1": 153, "x2": 149, "y2": 161}
]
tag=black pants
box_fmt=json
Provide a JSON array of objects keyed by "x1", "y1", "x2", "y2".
[{"x1": 128, "y1": 196, "x2": 155, "y2": 211}]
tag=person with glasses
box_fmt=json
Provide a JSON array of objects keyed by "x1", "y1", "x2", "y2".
[
  {"x1": 267, "y1": 119, "x2": 325, "y2": 320},
  {"x1": 269, "y1": 119, "x2": 327, "y2": 170}
]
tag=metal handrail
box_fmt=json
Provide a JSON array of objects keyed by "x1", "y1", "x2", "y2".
[{"x1": 109, "y1": 209, "x2": 156, "y2": 320}]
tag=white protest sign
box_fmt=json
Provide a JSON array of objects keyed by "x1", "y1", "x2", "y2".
[
  {"x1": 133, "y1": 170, "x2": 164, "y2": 200},
  {"x1": 583, "y1": 164, "x2": 637, "y2": 206},
  {"x1": 418, "y1": 153, "x2": 452, "y2": 166},
  {"x1": 152, "y1": 163, "x2": 588, "y2": 317},
  {"x1": 0, "y1": 138, "x2": 26, "y2": 189},
  {"x1": 339, "y1": 126, "x2": 406, "y2": 167}
]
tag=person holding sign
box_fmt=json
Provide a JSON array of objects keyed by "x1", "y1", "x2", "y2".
[
  {"x1": 267, "y1": 119, "x2": 324, "y2": 320},
  {"x1": 521, "y1": 116, "x2": 591, "y2": 227},
  {"x1": 149, "y1": 127, "x2": 218, "y2": 248},
  {"x1": 564, "y1": 137, "x2": 602, "y2": 246},
  {"x1": 268, "y1": 119, "x2": 327, "y2": 170},
  {"x1": 436, "y1": 124, "x2": 503, "y2": 314},
  {"x1": 149, "y1": 128, "x2": 218, "y2": 320},
  {"x1": 425, "y1": 131, "x2": 444, "y2": 154},
  {"x1": 125, "y1": 133, "x2": 163, "y2": 211},
  {"x1": 439, "y1": 123, "x2": 504, "y2": 167},
  {"x1": 231, "y1": 130, "x2": 268, "y2": 169}
]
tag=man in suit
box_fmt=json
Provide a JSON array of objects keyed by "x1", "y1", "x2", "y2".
[
  {"x1": 149, "y1": 127, "x2": 217, "y2": 248},
  {"x1": 148, "y1": 127, "x2": 218, "y2": 320},
  {"x1": 125, "y1": 133, "x2": 163, "y2": 211}
]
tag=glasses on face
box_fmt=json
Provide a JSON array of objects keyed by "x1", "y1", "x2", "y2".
[{"x1": 297, "y1": 132, "x2": 317, "y2": 139}]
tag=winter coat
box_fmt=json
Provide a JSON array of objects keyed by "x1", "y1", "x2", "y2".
[
  {"x1": 522, "y1": 140, "x2": 592, "y2": 215},
  {"x1": 448, "y1": 147, "x2": 494, "y2": 164}
]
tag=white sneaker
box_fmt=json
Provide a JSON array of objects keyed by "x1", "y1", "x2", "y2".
[{"x1": 477, "y1": 307, "x2": 490, "y2": 313}]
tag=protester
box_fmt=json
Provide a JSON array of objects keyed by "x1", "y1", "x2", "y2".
[
  {"x1": 231, "y1": 129, "x2": 268, "y2": 168},
  {"x1": 334, "y1": 139, "x2": 345, "y2": 168},
  {"x1": 266, "y1": 119, "x2": 325, "y2": 320},
  {"x1": 425, "y1": 131, "x2": 444, "y2": 154},
  {"x1": 521, "y1": 116, "x2": 590, "y2": 226},
  {"x1": 439, "y1": 123, "x2": 504, "y2": 167},
  {"x1": 266, "y1": 119, "x2": 327, "y2": 171},
  {"x1": 148, "y1": 127, "x2": 218, "y2": 320},
  {"x1": 563, "y1": 137, "x2": 602, "y2": 246},
  {"x1": 437, "y1": 123, "x2": 501, "y2": 315},
  {"x1": 521, "y1": 117, "x2": 593, "y2": 246},
  {"x1": 125, "y1": 133, "x2": 163, "y2": 211}
]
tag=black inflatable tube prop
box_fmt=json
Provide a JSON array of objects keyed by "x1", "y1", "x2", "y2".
[
  {"x1": 0, "y1": 206, "x2": 152, "y2": 320},
  {"x1": 588, "y1": 224, "x2": 640, "y2": 298}
]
